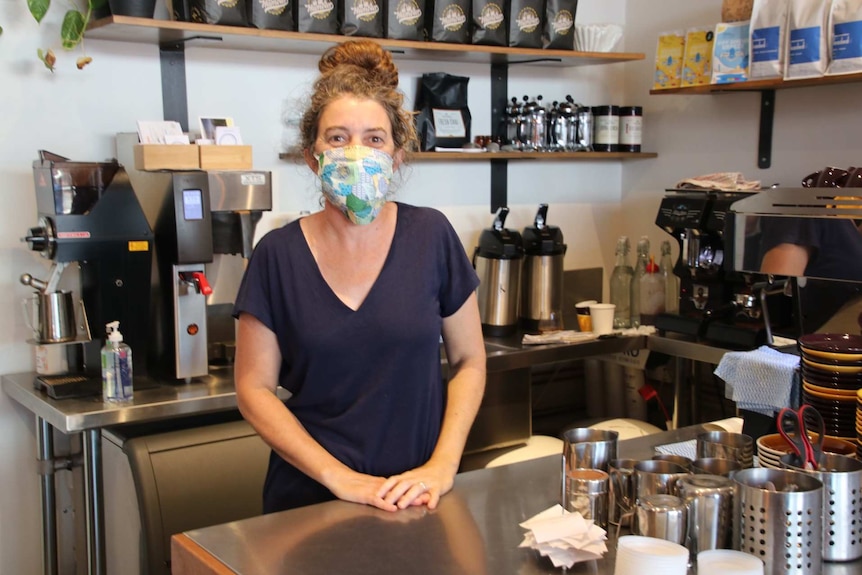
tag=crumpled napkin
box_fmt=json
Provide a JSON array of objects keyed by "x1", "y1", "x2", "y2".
[
  {"x1": 519, "y1": 504, "x2": 608, "y2": 568},
  {"x1": 675, "y1": 172, "x2": 761, "y2": 191},
  {"x1": 714, "y1": 345, "x2": 800, "y2": 416},
  {"x1": 522, "y1": 325, "x2": 655, "y2": 345}
]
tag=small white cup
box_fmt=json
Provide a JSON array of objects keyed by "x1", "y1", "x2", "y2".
[{"x1": 589, "y1": 303, "x2": 616, "y2": 335}]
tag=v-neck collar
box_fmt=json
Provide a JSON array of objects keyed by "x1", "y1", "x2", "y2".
[{"x1": 298, "y1": 203, "x2": 401, "y2": 313}]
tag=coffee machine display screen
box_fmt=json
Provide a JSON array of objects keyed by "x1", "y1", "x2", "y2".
[{"x1": 182, "y1": 189, "x2": 204, "y2": 221}]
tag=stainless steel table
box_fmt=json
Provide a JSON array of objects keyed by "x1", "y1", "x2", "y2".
[
  {"x1": 174, "y1": 425, "x2": 862, "y2": 575},
  {"x1": 3, "y1": 334, "x2": 651, "y2": 575}
]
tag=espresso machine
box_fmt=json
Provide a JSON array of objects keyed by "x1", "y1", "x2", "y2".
[
  {"x1": 654, "y1": 190, "x2": 793, "y2": 348},
  {"x1": 116, "y1": 134, "x2": 272, "y2": 381},
  {"x1": 23, "y1": 151, "x2": 154, "y2": 379}
]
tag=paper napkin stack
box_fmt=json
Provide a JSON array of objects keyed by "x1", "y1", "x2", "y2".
[{"x1": 518, "y1": 505, "x2": 608, "y2": 568}]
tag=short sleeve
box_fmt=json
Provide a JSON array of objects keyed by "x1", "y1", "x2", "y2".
[{"x1": 435, "y1": 212, "x2": 480, "y2": 318}]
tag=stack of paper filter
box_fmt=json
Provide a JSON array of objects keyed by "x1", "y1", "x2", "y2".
[{"x1": 519, "y1": 505, "x2": 608, "y2": 568}]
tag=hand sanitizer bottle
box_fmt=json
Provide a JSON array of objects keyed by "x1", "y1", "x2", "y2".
[{"x1": 102, "y1": 321, "x2": 133, "y2": 402}]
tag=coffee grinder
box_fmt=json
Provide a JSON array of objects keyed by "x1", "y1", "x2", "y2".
[
  {"x1": 654, "y1": 190, "x2": 792, "y2": 348},
  {"x1": 23, "y1": 151, "x2": 154, "y2": 380},
  {"x1": 117, "y1": 134, "x2": 272, "y2": 381}
]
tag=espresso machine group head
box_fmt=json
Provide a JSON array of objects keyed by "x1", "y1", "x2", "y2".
[{"x1": 24, "y1": 151, "x2": 154, "y2": 375}]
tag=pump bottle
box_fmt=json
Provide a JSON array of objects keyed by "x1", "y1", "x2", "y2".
[{"x1": 102, "y1": 321, "x2": 133, "y2": 402}]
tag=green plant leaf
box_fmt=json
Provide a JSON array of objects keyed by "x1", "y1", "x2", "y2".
[
  {"x1": 28, "y1": 0, "x2": 50, "y2": 23},
  {"x1": 37, "y1": 48, "x2": 56, "y2": 72},
  {"x1": 60, "y1": 10, "x2": 86, "y2": 50}
]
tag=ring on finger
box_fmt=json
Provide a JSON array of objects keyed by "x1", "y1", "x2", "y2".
[{"x1": 419, "y1": 481, "x2": 428, "y2": 491}]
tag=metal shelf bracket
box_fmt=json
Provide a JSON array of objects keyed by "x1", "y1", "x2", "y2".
[
  {"x1": 758, "y1": 89, "x2": 775, "y2": 169},
  {"x1": 490, "y1": 63, "x2": 508, "y2": 212}
]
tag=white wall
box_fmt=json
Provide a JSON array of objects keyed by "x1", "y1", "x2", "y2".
[{"x1": 2, "y1": 0, "x2": 857, "y2": 571}]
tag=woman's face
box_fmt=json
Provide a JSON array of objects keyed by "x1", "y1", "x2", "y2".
[{"x1": 313, "y1": 95, "x2": 397, "y2": 156}]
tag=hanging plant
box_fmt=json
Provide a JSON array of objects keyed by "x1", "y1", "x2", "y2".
[{"x1": 27, "y1": 0, "x2": 106, "y2": 71}]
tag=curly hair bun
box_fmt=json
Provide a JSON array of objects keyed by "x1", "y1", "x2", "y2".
[{"x1": 318, "y1": 40, "x2": 399, "y2": 90}]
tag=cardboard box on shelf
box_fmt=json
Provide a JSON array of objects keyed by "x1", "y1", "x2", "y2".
[
  {"x1": 198, "y1": 145, "x2": 253, "y2": 170},
  {"x1": 133, "y1": 144, "x2": 199, "y2": 171}
]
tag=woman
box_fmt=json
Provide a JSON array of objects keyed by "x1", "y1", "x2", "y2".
[{"x1": 233, "y1": 40, "x2": 486, "y2": 514}]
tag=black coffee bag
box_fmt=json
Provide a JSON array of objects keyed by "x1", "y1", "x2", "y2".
[
  {"x1": 543, "y1": 0, "x2": 575, "y2": 49},
  {"x1": 414, "y1": 73, "x2": 472, "y2": 151},
  {"x1": 297, "y1": 0, "x2": 338, "y2": 33},
  {"x1": 190, "y1": 0, "x2": 249, "y2": 25},
  {"x1": 341, "y1": 0, "x2": 384, "y2": 37},
  {"x1": 428, "y1": 0, "x2": 470, "y2": 44},
  {"x1": 385, "y1": 0, "x2": 425, "y2": 40},
  {"x1": 472, "y1": 0, "x2": 507, "y2": 46},
  {"x1": 508, "y1": 0, "x2": 543, "y2": 48},
  {"x1": 250, "y1": 0, "x2": 295, "y2": 30}
]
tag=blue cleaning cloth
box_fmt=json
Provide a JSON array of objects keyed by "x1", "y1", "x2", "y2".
[{"x1": 714, "y1": 346, "x2": 800, "y2": 416}]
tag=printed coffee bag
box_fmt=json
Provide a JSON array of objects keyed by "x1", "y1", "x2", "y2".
[
  {"x1": 250, "y1": 0, "x2": 295, "y2": 30},
  {"x1": 543, "y1": 0, "x2": 576, "y2": 50},
  {"x1": 681, "y1": 27, "x2": 713, "y2": 86},
  {"x1": 190, "y1": 0, "x2": 249, "y2": 26},
  {"x1": 827, "y1": 0, "x2": 862, "y2": 75},
  {"x1": 711, "y1": 21, "x2": 750, "y2": 84},
  {"x1": 508, "y1": 0, "x2": 543, "y2": 48},
  {"x1": 428, "y1": 0, "x2": 470, "y2": 44},
  {"x1": 749, "y1": 0, "x2": 788, "y2": 79},
  {"x1": 297, "y1": 0, "x2": 338, "y2": 33},
  {"x1": 386, "y1": 0, "x2": 425, "y2": 40},
  {"x1": 472, "y1": 0, "x2": 507, "y2": 46},
  {"x1": 786, "y1": 0, "x2": 829, "y2": 79},
  {"x1": 341, "y1": 0, "x2": 384, "y2": 36},
  {"x1": 414, "y1": 73, "x2": 471, "y2": 151},
  {"x1": 653, "y1": 30, "x2": 685, "y2": 89}
]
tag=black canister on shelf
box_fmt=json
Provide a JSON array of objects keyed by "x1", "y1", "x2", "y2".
[
  {"x1": 592, "y1": 105, "x2": 619, "y2": 152},
  {"x1": 619, "y1": 106, "x2": 643, "y2": 152}
]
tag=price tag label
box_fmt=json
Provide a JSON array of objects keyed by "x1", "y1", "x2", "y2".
[{"x1": 431, "y1": 109, "x2": 466, "y2": 138}]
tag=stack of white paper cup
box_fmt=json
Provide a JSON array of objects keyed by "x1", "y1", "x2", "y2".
[
  {"x1": 697, "y1": 549, "x2": 764, "y2": 574},
  {"x1": 613, "y1": 535, "x2": 688, "y2": 575}
]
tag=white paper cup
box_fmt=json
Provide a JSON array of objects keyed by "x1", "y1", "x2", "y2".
[{"x1": 589, "y1": 303, "x2": 616, "y2": 335}]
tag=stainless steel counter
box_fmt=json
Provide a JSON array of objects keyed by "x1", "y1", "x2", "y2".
[
  {"x1": 174, "y1": 424, "x2": 861, "y2": 575},
  {"x1": 2, "y1": 333, "x2": 652, "y2": 575}
]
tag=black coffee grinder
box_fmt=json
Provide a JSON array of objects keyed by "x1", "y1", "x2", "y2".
[
  {"x1": 24, "y1": 151, "x2": 154, "y2": 377},
  {"x1": 654, "y1": 190, "x2": 792, "y2": 348}
]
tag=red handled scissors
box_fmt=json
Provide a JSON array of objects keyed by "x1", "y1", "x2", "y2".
[{"x1": 778, "y1": 405, "x2": 824, "y2": 471}]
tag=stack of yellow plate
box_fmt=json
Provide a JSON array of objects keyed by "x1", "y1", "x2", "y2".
[
  {"x1": 755, "y1": 432, "x2": 857, "y2": 468},
  {"x1": 857, "y1": 388, "x2": 862, "y2": 459},
  {"x1": 798, "y1": 334, "x2": 862, "y2": 445}
]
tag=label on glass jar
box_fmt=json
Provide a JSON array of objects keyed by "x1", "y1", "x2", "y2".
[
  {"x1": 620, "y1": 116, "x2": 643, "y2": 146},
  {"x1": 594, "y1": 115, "x2": 619, "y2": 145}
]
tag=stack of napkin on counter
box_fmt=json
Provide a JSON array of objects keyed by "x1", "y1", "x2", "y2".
[
  {"x1": 519, "y1": 505, "x2": 608, "y2": 568},
  {"x1": 521, "y1": 325, "x2": 655, "y2": 345},
  {"x1": 714, "y1": 345, "x2": 800, "y2": 416}
]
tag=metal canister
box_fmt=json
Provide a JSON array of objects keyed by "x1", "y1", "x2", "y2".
[
  {"x1": 635, "y1": 494, "x2": 687, "y2": 544},
  {"x1": 676, "y1": 474, "x2": 734, "y2": 557},
  {"x1": 519, "y1": 204, "x2": 566, "y2": 332},
  {"x1": 565, "y1": 468, "x2": 609, "y2": 528},
  {"x1": 781, "y1": 452, "x2": 862, "y2": 562},
  {"x1": 733, "y1": 468, "x2": 823, "y2": 575}
]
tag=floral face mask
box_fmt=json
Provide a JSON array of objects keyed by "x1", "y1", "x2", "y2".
[{"x1": 317, "y1": 145, "x2": 394, "y2": 225}]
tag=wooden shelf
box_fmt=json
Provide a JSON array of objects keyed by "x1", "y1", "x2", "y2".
[
  {"x1": 86, "y1": 16, "x2": 645, "y2": 67},
  {"x1": 279, "y1": 151, "x2": 658, "y2": 162},
  {"x1": 649, "y1": 71, "x2": 862, "y2": 95}
]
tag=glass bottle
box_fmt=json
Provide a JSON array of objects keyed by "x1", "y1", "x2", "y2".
[
  {"x1": 660, "y1": 240, "x2": 679, "y2": 314},
  {"x1": 609, "y1": 236, "x2": 633, "y2": 329},
  {"x1": 638, "y1": 255, "x2": 666, "y2": 326},
  {"x1": 630, "y1": 236, "x2": 650, "y2": 328}
]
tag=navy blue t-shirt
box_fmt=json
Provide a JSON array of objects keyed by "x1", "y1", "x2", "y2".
[{"x1": 233, "y1": 203, "x2": 479, "y2": 512}]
